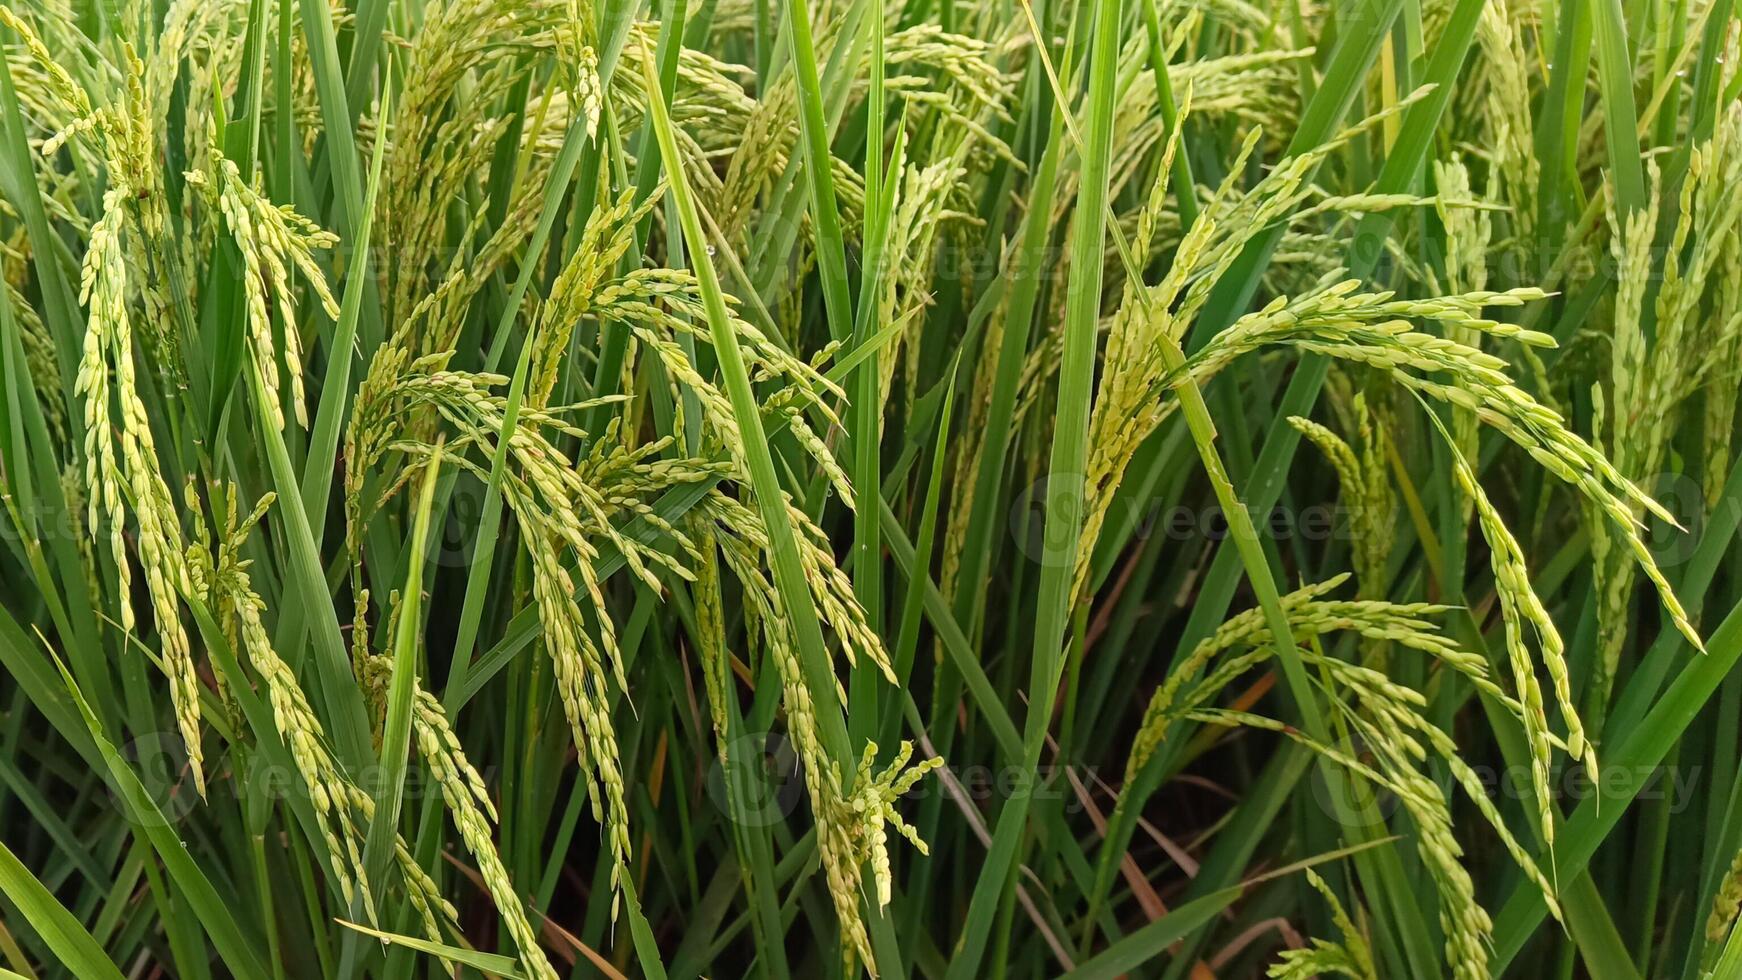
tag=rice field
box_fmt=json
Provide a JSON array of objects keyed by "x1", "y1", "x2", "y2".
[{"x1": 1, "y1": 0, "x2": 1741, "y2": 975}]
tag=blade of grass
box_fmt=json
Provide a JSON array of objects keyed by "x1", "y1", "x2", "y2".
[
  {"x1": 943, "y1": 0, "x2": 1120, "y2": 972},
  {"x1": 245, "y1": 356, "x2": 373, "y2": 768},
  {"x1": 300, "y1": 74, "x2": 392, "y2": 530},
  {"x1": 1588, "y1": 0, "x2": 1647, "y2": 214},
  {"x1": 881, "y1": 356, "x2": 956, "y2": 744},
  {"x1": 337, "y1": 921, "x2": 527, "y2": 978},
  {"x1": 54, "y1": 660, "x2": 269, "y2": 979},
  {"x1": 0, "y1": 841, "x2": 124, "y2": 980},
  {"x1": 637, "y1": 33, "x2": 854, "y2": 772},
  {"x1": 1060, "y1": 889, "x2": 1240, "y2": 980},
  {"x1": 778, "y1": 0, "x2": 856, "y2": 343},
  {"x1": 847, "y1": 52, "x2": 903, "y2": 745},
  {"x1": 361, "y1": 442, "x2": 444, "y2": 902},
  {"x1": 295, "y1": 0, "x2": 383, "y2": 351}
]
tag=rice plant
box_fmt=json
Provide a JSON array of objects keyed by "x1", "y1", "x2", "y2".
[{"x1": 4, "y1": 0, "x2": 1742, "y2": 976}]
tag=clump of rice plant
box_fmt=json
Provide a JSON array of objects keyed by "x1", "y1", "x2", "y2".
[{"x1": 2, "y1": 0, "x2": 1742, "y2": 977}]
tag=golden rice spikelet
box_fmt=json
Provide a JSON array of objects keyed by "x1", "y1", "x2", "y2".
[
  {"x1": 690, "y1": 519, "x2": 734, "y2": 753},
  {"x1": 1266, "y1": 869, "x2": 1377, "y2": 980},
  {"x1": 1123, "y1": 573, "x2": 1565, "y2": 977},
  {"x1": 76, "y1": 191, "x2": 206, "y2": 795},
  {"x1": 1289, "y1": 391, "x2": 1393, "y2": 617},
  {"x1": 839, "y1": 741, "x2": 944, "y2": 908},
  {"x1": 187, "y1": 150, "x2": 341, "y2": 431},
  {"x1": 1441, "y1": 433, "x2": 1577, "y2": 845},
  {"x1": 199, "y1": 492, "x2": 359, "y2": 874},
  {"x1": 705, "y1": 499, "x2": 935, "y2": 976},
  {"x1": 1708, "y1": 848, "x2": 1742, "y2": 943},
  {"x1": 407, "y1": 684, "x2": 556, "y2": 980},
  {"x1": 1587, "y1": 120, "x2": 1742, "y2": 718}
]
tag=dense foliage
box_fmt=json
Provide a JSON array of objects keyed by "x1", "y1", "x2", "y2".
[{"x1": 3, "y1": 0, "x2": 1742, "y2": 976}]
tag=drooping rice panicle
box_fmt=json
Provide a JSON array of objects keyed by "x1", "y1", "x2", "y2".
[
  {"x1": 186, "y1": 145, "x2": 342, "y2": 431},
  {"x1": 1431, "y1": 408, "x2": 1589, "y2": 843},
  {"x1": 6, "y1": 1, "x2": 1742, "y2": 976}
]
